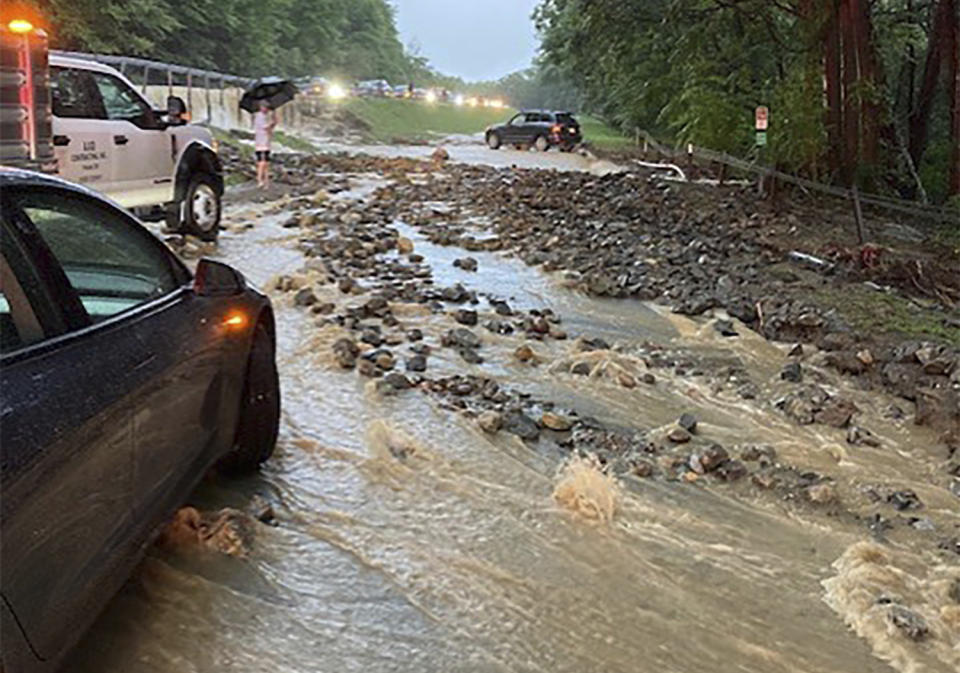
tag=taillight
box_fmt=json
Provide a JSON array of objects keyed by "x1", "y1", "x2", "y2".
[{"x1": 551, "y1": 124, "x2": 561, "y2": 134}]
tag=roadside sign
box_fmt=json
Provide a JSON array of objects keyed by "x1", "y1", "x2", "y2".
[
  {"x1": 756, "y1": 131, "x2": 767, "y2": 147},
  {"x1": 755, "y1": 106, "x2": 769, "y2": 131}
]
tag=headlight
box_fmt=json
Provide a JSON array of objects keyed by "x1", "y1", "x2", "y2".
[
  {"x1": 425, "y1": 90, "x2": 437, "y2": 103},
  {"x1": 327, "y1": 83, "x2": 346, "y2": 100}
]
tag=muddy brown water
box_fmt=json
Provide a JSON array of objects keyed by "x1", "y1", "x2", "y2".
[{"x1": 66, "y1": 164, "x2": 959, "y2": 673}]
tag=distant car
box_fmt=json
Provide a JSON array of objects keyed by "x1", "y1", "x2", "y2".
[
  {"x1": 0, "y1": 168, "x2": 280, "y2": 673},
  {"x1": 485, "y1": 110, "x2": 582, "y2": 152},
  {"x1": 354, "y1": 79, "x2": 390, "y2": 97},
  {"x1": 393, "y1": 84, "x2": 411, "y2": 98},
  {"x1": 302, "y1": 76, "x2": 329, "y2": 97}
]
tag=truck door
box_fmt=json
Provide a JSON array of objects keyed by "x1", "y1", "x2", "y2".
[
  {"x1": 49, "y1": 65, "x2": 117, "y2": 193},
  {"x1": 87, "y1": 70, "x2": 174, "y2": 208}
]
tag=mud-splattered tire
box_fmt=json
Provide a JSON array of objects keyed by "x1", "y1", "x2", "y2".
[
  {"x1": 486, "y1": 131, "x2": 501, "y2": 149},
  {"x1": 534, "y1": 135, "x2": 550, "y2": 152},
  {"x1": 167, "y1": 173, "x2": 221, "y2": 242},
  {"x1": 219, "y1": 323, "x2": 280, "y2": 474}
]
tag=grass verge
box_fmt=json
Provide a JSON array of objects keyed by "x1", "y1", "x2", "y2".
[
  {"x1": 579, "y1": 116, "x2": 635, "y2": 151},
  {"x1": 341, "y1": 98, "x2": 513, "y2": 143},
  {"x1": 813, "y1": 285, "x2": 960, "y2": 347}
]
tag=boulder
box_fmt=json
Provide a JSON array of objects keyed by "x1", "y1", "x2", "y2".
[
  {"x1": 478, "y1": 410, "x2": 503, "y2": 434},
  {"x1": 502, "y1": 410, "x2": 540, "y2": 441}
]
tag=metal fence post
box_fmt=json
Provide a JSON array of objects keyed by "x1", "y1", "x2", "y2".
[{"x1": 852, "y1": 185, "x2": 866, "y2": 244}]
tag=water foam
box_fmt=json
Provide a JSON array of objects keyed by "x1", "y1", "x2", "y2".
[
  {"x1": 822, "y1": 541, "x2": 960, "y2": 673},
  {"x1": 552, "y1": 454, "x2": 621, "y2": 523}
]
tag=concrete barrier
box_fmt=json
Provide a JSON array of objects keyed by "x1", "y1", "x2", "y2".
[{"x1": 143, "y1": 85, "x2": 305, "y2": 133}]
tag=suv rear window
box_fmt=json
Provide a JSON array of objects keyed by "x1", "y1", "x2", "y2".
[{"x1": 556, "y1": 113, "x2": 578, "y2": 126}]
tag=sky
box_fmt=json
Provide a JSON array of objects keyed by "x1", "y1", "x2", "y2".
[{"x1": 391, "y1": 0, "x2": 541, "y2": 82}]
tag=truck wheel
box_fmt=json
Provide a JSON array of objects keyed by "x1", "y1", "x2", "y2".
[
  {"x1": 534, "y1": 135, "x2": 550, "y2": 152},
  {"x1": 218, "y1": 322, "x2": 280, "y2": 474},
  {"x1": 486, "y1": 132, "x2": 501, "y2": 150},
  {"x1": 179, "y1": 173, "x2": 221, "y2": 241}
]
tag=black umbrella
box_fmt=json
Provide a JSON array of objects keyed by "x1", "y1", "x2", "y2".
[{"x1": 240, "y1": 77, "x2": 298, "y2": 113}]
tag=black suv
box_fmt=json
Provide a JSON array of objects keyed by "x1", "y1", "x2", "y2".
[{"x1": 485, "y1": 110, "x2": 582, "y2": 152}]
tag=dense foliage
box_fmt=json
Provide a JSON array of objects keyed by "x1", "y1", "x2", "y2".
[
  {"x1": 534, "y1": 0, "x2": 959, "y2": 201},
  {"x1": 28, "y1": 0, "x2": 429, "y2": 82}
]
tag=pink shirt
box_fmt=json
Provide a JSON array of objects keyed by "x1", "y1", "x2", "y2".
[{"x1": 254, "y1": 111, "x2": 274, "y2": 151}]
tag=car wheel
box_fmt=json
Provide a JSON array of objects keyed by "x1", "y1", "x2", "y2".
[
  {"x1": 534, "y1": 135, "x2": 550, "y2": 152},
  {"x1": 219, "y1": 322, "x2": 280, "y2": 474},
  {"x1": 486, "y1": 132, "x2": 501, "y2": 149},
  {"x1": 182, "y1": 173, "x2": 222, "y2": 242}
]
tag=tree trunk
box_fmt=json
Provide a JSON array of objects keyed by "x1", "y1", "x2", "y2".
[
  {"x1": 909, "y1": 0, "x2": 952, "y2": 166},
  {"x1": 824, "y1": 0, "x2": 843, "y2": 177},
  {"x1": 947, "y1": 0, "x2": 959, "y2": 196},
  {"x1": 853, "y1": 0, "x2": 881, "y2": 171},
  {"x1": 840, "y1": 0, "x2": 860, "y2": 184}
]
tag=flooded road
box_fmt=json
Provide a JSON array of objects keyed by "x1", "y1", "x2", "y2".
[
  {"x1": 306, "y1": 133, "x2": 626, "y2": 175},
  {"x1": 67, "y1": 153, "x2": 959, "y2": 673}
]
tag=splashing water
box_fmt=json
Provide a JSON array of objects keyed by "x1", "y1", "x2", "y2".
[
  {"x1": 822, "y1": 541, "x2": 960, "y2": 673},
  {"x1": 552, "y1": 454, "x2": 621, "y2": 523}
]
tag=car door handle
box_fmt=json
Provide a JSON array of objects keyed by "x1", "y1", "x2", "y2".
[
  {"x1": 114, "y1": 135, "x2": 129, "y2": 145},
  {"x1": 53, "y1": 134, "x2": 70, "y2": 146}
]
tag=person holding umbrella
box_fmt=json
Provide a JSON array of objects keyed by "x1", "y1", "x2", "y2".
[
  {"x1": 240, "y1": 76, "x2": 297, "y2": 188},
  {"x1": 253, "y1": 100, "x2": 277, "y2": 188}
]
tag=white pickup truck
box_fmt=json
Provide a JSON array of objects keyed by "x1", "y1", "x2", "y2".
[{"x1": 1, "y1": 23, "x2": 223, "y2": 240}]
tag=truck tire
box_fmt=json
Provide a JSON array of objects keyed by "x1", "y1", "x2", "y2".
[
  {"x1": 534, "y1": 135, "x2": 550, "y2": 152},
  {"x1": 486, "y1": 131, "x2": 501, "y2": 150},
  {"x1": 167, "y1": 173, "x2": 221, "y2": 241},
  {"x1": 218, "y1": 322, "x2": 280, "y2": 474}
]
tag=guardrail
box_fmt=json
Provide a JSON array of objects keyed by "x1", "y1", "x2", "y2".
[
  {"x1": 52, "y1": 50, "x2": 253, "y2": 91},
  {"x1": 633, "y1": 128, "x2": 957, "y2": 226}
]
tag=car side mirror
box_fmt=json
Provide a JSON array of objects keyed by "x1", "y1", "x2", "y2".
[
  {"x1": 167, "y1": 96, "x2": 188, "y2": 125},
  {"x1": 194, "y1": 259, "x2": 245, "y2": 296}
]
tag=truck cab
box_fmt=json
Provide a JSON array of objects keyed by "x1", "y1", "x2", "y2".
[{"x1": 1, "y1": 20, "x2": 223, "y2": 240}]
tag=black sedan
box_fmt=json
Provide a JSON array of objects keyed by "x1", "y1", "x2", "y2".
[
  {"x1": 0, "y1": 168, "x2": 280, "y2": 673},
  {"x1": 485, "y1": 110, "x2": 582, "y2": 152}
]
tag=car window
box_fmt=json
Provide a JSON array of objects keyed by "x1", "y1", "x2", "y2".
[
  {"x1": 510, "y1": 114, "x2": 525, "y2": 126},
  {"x1": 526, "y1": 113, "x2": 544, "y2": 123},
  {"x1": 556, "y1": 113, "x2": 577, "y2": 125},
  {"x1": 50, "y1": 66, "x2": 105, "y2": 119},
  {"x1": 0, "y1": 252, "x2": 45, "y2": 353},
  {"x1": 89, "y1": 72, "x2": 151, "y2": 121},
  {"x1": 15, "y1": 192, "x2": 181, "y2": 321}
]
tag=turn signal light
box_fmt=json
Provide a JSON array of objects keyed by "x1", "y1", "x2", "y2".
[
  {"x1": 222, "y1": 311, "x2": 248, "y2": 330},
  {"x1": 8, "y1": 19, "x2": 34, "y2": 33}
]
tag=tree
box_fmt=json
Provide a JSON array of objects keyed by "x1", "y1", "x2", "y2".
[{"x1": 534, "y1": 0, "x2": 956, "y2": 202}]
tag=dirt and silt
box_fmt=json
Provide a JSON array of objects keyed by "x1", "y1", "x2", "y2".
[{"x1": 66, "y1": 143, "x2": 959, "y2": 673}]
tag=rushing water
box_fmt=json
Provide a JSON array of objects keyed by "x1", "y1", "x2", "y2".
[{"x1": 66, "y1": 170, "x2": 959, "y2": 673}]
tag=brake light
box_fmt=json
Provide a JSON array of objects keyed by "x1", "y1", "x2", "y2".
[
  {"x1": 551, "y1": 124, "x2": 561, "y2": 134},
  {"x1": 8, "y1": 19, "x2": 33, "y2": 34}
]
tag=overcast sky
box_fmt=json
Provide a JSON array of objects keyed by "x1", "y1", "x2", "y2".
[{"x1": 391, "y1": 0, "x2": 541, "y2": 82}]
